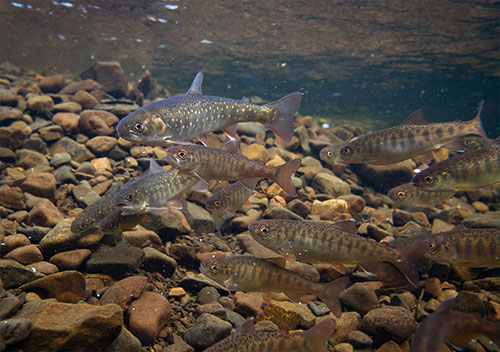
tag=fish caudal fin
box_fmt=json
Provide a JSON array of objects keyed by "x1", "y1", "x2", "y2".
[
  {"x1": 470, "y1": 100, "x2": 488, "y2": 139},
  {"x1": 303, "y1": 318, "x2": 336, "y2": 352},
  {"x1": 265, "y1": 92, "x2": 302, "y2": 142},
  {"x1": 318, "y1": 276, "x2": 351, "y2": 317},
  {"x1": 274, "y1": 158, "x2": 301, "y2": 196}
]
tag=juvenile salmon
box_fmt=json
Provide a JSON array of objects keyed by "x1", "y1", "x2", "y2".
[
  {"x1": 116, "y1": 72, "x2": 302, "y2": 144},
  {"x1": 200, "y1": 255, "x2": 349, "y2": 317},
  {"x1": 205, "y1": 180, "x2": 257, "y2": 216},
  {"x1": 166, "y1": 143, "x2": 301, "y2": 196},
  {"x1": 388, "y1": 182, "x2": 455, "y2": 207}
]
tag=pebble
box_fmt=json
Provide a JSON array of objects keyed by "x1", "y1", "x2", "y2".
[
  {"x1": 53, "y1": 102, "x2": 82, "y2": 114},
  {"x1": 21, "y1": 171, "x2": 56, "y2": 198},
  {"x1": 360, "y1": 306, "x2": 416, "y2": 345},
  {"x1": 333, "y1": 311, "x2": 361, "y2": 341},
  {"x1": 375, "y1": 341, "x2": 404, "y2": 352},
  {"x1": 257, "y1": 300, "x2": 316, "y2": 330},
  {"x1": 349, "y1": 160, "x2": 414, "y2": 193},
  {"x1": 169, "y1": 287, "x2": 187, "y2": 298},
  {"x1": 142, "y1": 247, "x2": 178, "y2": 277},
  {"x1": 195, "y1": 302, "x2": 227, "y2": 319},
  {"x1": 0, "y1": 295, "x2": 21, "y2": 320},
  {"x1": 27, "y1": 261, "x2": 59, "y2": 275},
  {"x1": 20, "y1": 270, "x2": 87, "y2": 303},
  {"x1": 310, "y1": 199, "x2": 348, "y2": 220},
  {"x1": 123, "y1": 227, "x2": 162, "y2": 248},
  {"x1": 100, "y1": 275, "x2": 147, "y2": 310},
  {"x1": 52, "y1": 112, "x2": 81, "y2": 132},
  {"x1": 16, "y1": 149, "x2": 49, "y2": 169},
  {"x1": 50, "y1": 152, "x2": 72, "y2": 167},
  {"x1": 0, "y1": 88, "x2": 18, "y2": 106},
  {"x1": 263, "y1": 204, "x2": 303, "y2": 220},
  {"x1": 0, "y1": 318, "x2": 33, "y2": 350},
  {"x1": 0, "y1": 185, "x2": 26, "y2": 210},
  {"x1": 79, "y1": 110, "x2": 119, "y2": 136},
  {"x1": 185, "y1": 202, "x2": 214, "y2": 233},
  {"x1": 339, "y1": 282, "x2": 379, "y2": 315},
  {"x1": 334, "y1": 343, "x2": 354, "y2": 352},
  {"x1": 86, "y1": 136, "x2": 118, "y2": 154},
  {"x1": 38, "y1": 124, "x2": 64, "y2": 142},
  {"x1": 27, "y1": 199, "x2": 64, "y2": 227},
  {"x1": 346, "y1": 330, "x2": 373, "y2": 349},
  {"x1": 86, "y1": 61, "x2": 129, "y2": 97},
  {"x1": 0, "y1": 259, "x2": 45, "y2": 289},
  {"x1": 0, "y1": 146, "x2": 16, "y2": 162},
  {"x1": 312, "y1": 172, "x2": 350, "y2": 197},
  {"x1": 27, "y1": 95, "x2": 54, "y2": 111},
  {"x1": 72, "y1": 90, "x2": 99, "y2": 109},
  {"x1": 38, "y1": 74, "x2": 65, "y2": 93},
  {"x1": 2, "y1": 234, "x2": 30, "y2": 252},
  {"x1": 242, "y1": 143, "x2": 270, "y2": 162},
  {"x1": 0, "y1": 121, "x2": 32, "y2": 149},
  {"x1": 86, "y1": 240, "x2": 145, "y2": 276},
  {"x1": 4, "y1": 244, "x2": 43, "y2": 265},
  {"x1": 197, "y1": 286, "x2": 220, "y2": 304},
  {"x1": 49, "y1": 249, "x2": 92, "y2": 270},
  {"x1": 234, "y1": 291, "x2": 263, "y2": 316},
  {"x1": 60, "y1": 79, "x2": 103, "y2": 94},
  {"x1": 183, "y1": 313, "x2": 232, "y2": 350}
]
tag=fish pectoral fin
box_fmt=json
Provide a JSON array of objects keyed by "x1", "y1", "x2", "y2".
[
  {"x1": 145, "y1": 207, "x2": 171, "y2": 215},
  {"x1": 303, "y1": 319, "x2": 336, "y2": 352},
  {"x1": 234, "y1": 318, "x2": 256, "y2": 337},
  {"x1": 261, "y1": 292, "x2": 272, "y2": 305},
  {"x1": 167, "y1": 197, "x2": 187, "y2": 210},
  {"x1": 331, "y1": 218, "x2": 357, "y2": 234},
  {"x1": 442, "y1": 138, "x2": 466, "y2": 151},
  {"x1": 219, "y1": 181, "x2": 231, "y2": 193},
  {"x1": 284, "y1": 290, "x2": 306, "y2": 304},
  {"x1": 414, "y1": 152, "x2": 434, "y2": 164},
  {"x1": 283, "y1": 253, "x2": 297, "y2": 264},
  {"x1": 331, "y1": 263, "x2": 347, "y2": 275},
  {"x1": 186, "y1": 72, "x2": 203, "y2": 94},
  {"x1": 264, "y1": 256, "x2": 287, "y2": 268},
  {"x1": 431, "y1": 148, "x2": 449, "y2": 162},
  {"x1": 191, "y1": 177, "x2": 209, "y2": 192},
  {"x1": 223, "y1": 124, "x2": 239, "y2": 140},
  {"x1": 147, "y1": 158, "x2": 165, "y2": 174},
  {"x1": 240, "y1": 177, "x2": 260, "y2": 190},
  {"x1": 400, "y1": 109, "x2": 428, "y2": 125},
  {"x1": 220, "y1": 138, "x2": 239, "y2": 154}
]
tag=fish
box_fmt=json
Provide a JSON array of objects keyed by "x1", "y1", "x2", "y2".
[
  {"x1": 248, "y1": 219, "x2": 432, "y2": 287},
  {"x1": 205, "y1": 180, "x2": 257, "y2": 216},
  {"x1": 116, "y1": 72, "x2": 302, "y2": 145},
  {"x1": 114, "y1": 158, "x2": 202, "y2": 214},
  {"x1": 334, "y1": 102, "x2": 487, "y2": 165},
  {"x1": 203, "y1": 317, "x2": 335, "y2": 352},
  {"x1": 98, "y1": 209, "x2": 148, "y2": 233},
  {"x1": 200, "y1": 255, "x2": 350, "y2": 317},
  {"x1": 410, "y1": 297, "x2": 500, "y2": 352},
  {"x1": 463, "y1": 135, "x2": 492, "y2": 151},
  {"x1": 412, "y1": 137, "x2": 500, "y2": 191},
  {"x1": 319, "y1": 142, "x2": 343, "y2": 165},
  {"x1": 70, "y1": 181, "x2": 123, "y2": 234},
  {"x1": 165, "y1": 143, "x2": 301, "y2": 196},
  {"x1": 422, "y1": 228, "x2": 500, "y2": 267},
  {"x1": 388, "y1": 182, "x2": 455, "y2": 207}
]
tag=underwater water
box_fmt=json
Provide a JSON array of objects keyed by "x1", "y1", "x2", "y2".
[{"x1": 0, "y1": 1, "x2": 499, "y2": 352}]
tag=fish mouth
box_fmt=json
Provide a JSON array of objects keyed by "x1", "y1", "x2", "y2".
[{"x1": 165, "y1": 153, "x2": 181, "y2": 167}]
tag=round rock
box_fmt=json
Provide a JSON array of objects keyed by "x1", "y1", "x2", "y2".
[{"x1": 360, "y1": 306, "x2": 416, "y2": 345}]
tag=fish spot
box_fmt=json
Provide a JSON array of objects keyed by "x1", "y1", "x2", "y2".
[
  {"x1": 408, "y1": 131, "x2": 415, "y2": 145},
  {"x1": 423, "y1": 129, "x2": 430, "y2": 142},
  {"x1": 390, "y1": 134, "x2": 397, "y2": 148},
  {"x1": 436, "y1": 127, "x2": 444, "y2": 139}
]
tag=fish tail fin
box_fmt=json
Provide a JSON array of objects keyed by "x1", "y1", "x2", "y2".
[
  {"x1": 264, "y1": 92, "x2": 302, "y2": 142},
  {"x1": 392, "y1": 237, "x2": 434, "y2": 288},
  {"x1": 470, "y1": 100, "x2": 488, "y2": 139},
  {"x1": 318, "y1": 277, "x2": 351, "y2": 317},
  {"x1": 274, "y1": 158, "x2": 301, "y2": 196},
  {"x1": 303, "y1": 318, "x2": 336, "y2": 352}
]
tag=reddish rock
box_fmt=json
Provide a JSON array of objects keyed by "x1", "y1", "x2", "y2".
[
  {"x1": 20, "y1": 270, "x2": 86, "y2": 303},
  {"x1": 27, "y1": 261, "x2": 59, "y2": 275},
  {"x1": 85, "y1": 136, "x2": 118, "y2": 154},
  {"x1": 361, "y1": 306, "x2": 416, "y2": 345},
  {"x1": 2, "y1": 234, "x2": 30, "y2": 252},
  {"x1": 100, "y1": 276, "x2": 148, "y2": 310},
  {"x1": 38, "y1": 74, "x2": 66, "y2": 93},
  {"x1": 72, "y1": 90, "x2": 99, "y2": 109},
  {"x1": 128, "y1": 291, "x2": 172, "y2": 345},
  {"x1": 79, "y1": 110, "x2": 119, "y2": 136},
  {"x1": 21, "y1": 172, "x2": 56, "y2": 199},
  {"x1": 59, "y1": 79, "x2": 103, "y2": 94},
  {"x1": 5, "y1": 244, "x2": 43, "y2": 265},
  {"x1": 234, "y1": 291, "x2": 263, "y2": 316},
  {"x1": 53, "y1": 112, "x2": 81, "y2": 133},
  {"x1": 82, "y1": 61, "x2": 128, "y2": 97},
  {"x1": 49, "y1": 249, "x2": 92, "y2": 270},
  {"x1": 0, "y1": 185, "x2": 26, "y2": 210},
  {"x1": 0, "y1": 121, "x2": 32, "y2": 149},
  {"x1": 27, "y1": 199, "x2": 64, "y2": 227},
  {"x1": 338, "y1": 195, "x2": 366, "y2": 216}
]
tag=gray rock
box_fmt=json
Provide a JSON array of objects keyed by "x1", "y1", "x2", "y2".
[
  {"x1": 197, "y1": 286, "x2": 220, "y2": 305},
  {"x1": 183, "y1": 313, "x2": 232, "y2": 350},
  {"x1": 54, "y1": 165, "x2": 78, "y2": 184},
  {"x1": 0, "y1": 88, "x2": 18, "y2": 107},
  {"x1": 225, "y1": 309, "x2": 246, "y2": 327},
  {"x1": 105, "y1": 327, "x2": 142, "y2": 352},
  {"x1": 0, "y1": 296, "x2": 21, "y2": 320},
  {"x1": 72, "y1": 184, "x2": 100, "y2": 207},
  {"x1": 194, "y1": 302, "x2": 227, "y2": 320},
  {"x1": 50, "y1": 152, "x2": 72, "y2": 167},
  {"x1": 339, "y1": 283, "x2": 379, "y2": 315},
  {"x1": 0, "y1": 106, "x2": 22, "y2": 124},
  {"x1": 346, "y1": 330, "x2": 373, "y2": 349},
  {"x1": 263, "y1": 204, "x2": 304, "y2": 220},
  {"x1": 312, "y1": 172, "x2": 350, "y2": 197},
  {"x1": 184, "y1": 202, "x2": 214, "y2": 233},
  {"x1": 0, "y1": 318, "x2": 33, "y2": 349},
  {"x1": 0, "y1": 259, "x2": 45, "y2": 289},
  {"x1": 50, "y1": 137, "x2": 95, "y2": 163},
  {"x1": 86, "y1": 240, "x2": 145, "y2": 276},
  {"x1": 308, "y1": 301, "x2": 331, "y2": 316},
  {"x1": 142, "y1": 247, "x2": 177, "y2": 277},
  {"x1": 38, "y1": 125, "x2": 63, "y2": 142},
  {"x1": 361, "y1": 306, "x2": 416, "y2": 345}
]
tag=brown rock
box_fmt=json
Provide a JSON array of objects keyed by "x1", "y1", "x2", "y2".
[
  {"x1": 310, "y1": 199, "x2": 348, "y2": 220},
  {"x1": 128, "y1": 291, "x2": 172, "y2": 345},
  {"x1": 100, "y1": 276, "x2": 148, "y2": 310},
  {"x1": 333, "y1": 311, "x2": 361, "y2": 342},
  {"x1": 27, "y1": 95, "x2": 54, "y2": 111},
  {"x1": 123, "y1": 228, "x2": 162, "y2": 248},
  {"x1": 79, "y1": 110, "x2": 119, "y2": 136},
  {"x1": 0, "y1": 185, "x2": 26, "y2": 210},
  {"x1": 72, "y1": 90, "x2": 99, "y2": 109},
  {"x1": 39, "y1": 125, "x2": 64, "y2": 142},
  {"x1": 242, "y1": 143, "x2": 270, "y2": 162},
  {"x1": 16, "y1": 149, "x2": 49, "y2": 169},
  {"x1": 21, "y1": 172, "x2": 56, "y2": 198},
  {"x1": 60, "y1": 79, "x2": 103, "y2": 94},
  {"x1": 338, "y1": 195, "x2": 366, "y2": 216},
  {"x1": 0, "y1": 121, "x2": 32, "y2": 149},
  {"x1": 53, "y1": 112, "x2": 81, "y2": 133},
  {"x1": 2, "y1": 234, "x2": 30, "y2": 252},
  {"x1": 49, "y1": 249, "x2": 92, "y2": 270},
  {"x1": 234, "y1": 291, "x2": 263, "y2": 316},
  {"x1": 339, "y1": 283, "x2": 379, "y2": 315},
  {"x1": 374, "y1": 341, "x2": 404, "y2": 352},
  {"x1": 20, "y1": 270, "x2": 86, "y2": 303},
  {"x1": 5, "y1": 244, "x2": 43, "y2": 265},
  {"x1": 82, "y1": 61, "x2": 128, "y2": 97},
  {"x1": 38, "y1": 74, "x2": 66, "y2": 93},
  {"x1": 53, "y1": 102, "x2": 82, "y2": 114},
  {"x1": 0, "y1": 107, "x2": 23, "y2": 124},
  {"x1": 257, "y1": 300, "x2": 315, "y2": 330},
  {"x1": 27, "y1": 199, "x2": 64, "y2": 227},
  {"x1": 361, "y1": 306, "x2": 416, "y2": 345},
  {"x1": 27, "y1": 261, "x2": 59, "y2": 275},
  {"x1": 85, "y1": 136, "x2": 118, "y2": 154}
]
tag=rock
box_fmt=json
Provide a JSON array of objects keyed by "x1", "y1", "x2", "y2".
[
  {"x1": 16, "y1": 149, "x2": 49, "y2": 169},
  {"x1": 197, "y1": 286, "x2": 220, "y2": 305},
  {"x1": 27, "y1": 95, "x2": 54, "y2": 111},
  {"x1": 334, "y1": 343, "x2": 354, "y2": 352},
  {"x1": 0, "y1": 185, "x2": 26, "y2": 210},
  {"x1": 0, "y1": 318, "x2": 33, "y2": 350},
  {"x1": 361, "y1": 306, "x2": 416, "y2": 345},
  {"x1": 185, "y1": 202, "x2": 214, "y2": 233},
  {"x1": 13, "y1": 300, "x2": 122, "y2": 352},
  {"x1": 393, "y1": 209, "x2": 429, "y2": 227},
  {"x1": 49, "y1": 249, "x2": 92, "y2": 270},
  {"x1": 72, "y1": 184, "x2": 100, "y2": 207},
  {"x1": 79, "y1": 110, "x2": 119, "y2": 136},
  {"x1": 52, "y1": 112, "x2": 81, "y2": 133},
  {"x1": 86, "y1": 136, "x2": 118, "y2": 154},
  {"x1": 0, "y1": 107, "x2": 23, "y2": 125},
  {"x1": 0, "y1": 121, "x2": 32, "y2": 149},
  {"x1": 338, "y1": 194, "x2": 366, "y2": 216},
  {"x1": 60, "y1": 79, "x2": 103, "y2": 94},
  {"x1": 5, "y1": 244, "x2": 43, "y2": 265},
  {"x1": 53, "y1": 102, "x2": 82, "y2": 114},
  {"x1": 38, "y1": 74, "x2": 66, "y2": 93},
  {"x1": 0, "y1": 296, "x2": 21, "y2": 320},
  {"x1": 257, "y1": 300, "x2": 315, "y2": 330},
  {"x1": 90, "y1": 157, "x2": 112, "y2": 171},
  {"x1": 436, "y1": 206, "x2": 474, "y2": 224},
  {"x1": 0, "y1": 146, "x2": 16, "y2": 162},
  {"x1": 20, "y1": 270, "x2": 86, "y2": 303},
  {"x1": 310, "y1": 199, "x2": 349, "y2": 220},
  {"x1": 0, "y1": 88, "x2": 18, "y2": 106},
  {"x1": 142, "y1": 247, "x2": 177, "y2": 277},
  {"x1": 263, "y1": 205, "x2": 304, "y2": 220},
  {"x1": 105, "y1": 327, "x2": 142, "y2": 352},
  {"x1": 286, "y1": 198, "x2": 310, "y2": 218},
  {"x1": 346, "y1": 330, "x2": 373, "y2": 349},
  {"x1": 27, "y1": 261, "x2": 59, "y2": 275},
  {"x1": 0, "y1": 259, "x2": 45, "y2": 289},
  {"x1": 50, "y1": 137, "x2": 95, "y2": 162},
  {"x1": 86, "y1": 240, "x2": 145, "y2": 276},
  {"x1": 454, "y1": 291, "x2": 486, "y2": 315},
  {"x1": 21, "y1": 172, "x2": 56, "y2": 198},
  {"x1": 123, "y1": 227, "x2": 162, "y2": 248},
  {"x1": 128, "y1": 291, "x2": 172, "y2": 345},
  {"x1": 375, "y1": 341, "x2": 404, "y2": 352},
  {"x1": 195, "y1": 302, "x2": 227, "y2": 319},
  {"x1": 72, "y1": 90, "x2": 99, "y2": 109},
  {"x1": 350, "y1": 160, "x2": 415, "y2": 193},
  {"x1": 2, "y1": 234, "x2": 30, "y2": 252},
  {"x1": 242, "y1": 143, "x2": 270, "y2": 162},
  {"x1": 431, "y1": 218, "x2": 455, "y2": 233},
  {"x1": 51, "y1": 152, "x2": 72, "y2": 167},
  {"x1": 27, "y1": 199, "x2": 64, "y2": 227},
  {"x1": 100, "y1": 275, "x2": 148, "y2": 310},
  {"x1": 183, "y1": 313, "x2": 232, "y2": 350},
  {"x1": 312, "y1": 172, "x2": 350, "y2": 197},
  {"x1": 339, "y1": 283, "x2": 378, "y2": 315},
  {"x1": 234, "y1": 291, "x2": 263, "y2": 316},
  {"x1": 462, "y1": 212, "x2": 500, "y2": 228},
  {"x1": 39, "y1": 124, "x2": 64, "y2": 142},
  {"x1": 82, "y1": 61, "x2": 128, "y2": 97}
]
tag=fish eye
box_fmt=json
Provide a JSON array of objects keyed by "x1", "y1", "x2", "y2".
[
  {"x1": 177, "y1": 149, "x2": 187, "y2": 160},
  {"x1": 342, "y1": 147, "x2": 351, "y2": 156},
  {"x1": 214, "y1": 200, "x2": 221, "y2": 207},
  {"x1": 424, "y1": 176, "x2": 433, "y2": 184},
  {"x1": 326, "y1": 151, "x2": 333, "y2": 157},
  {"x1": 133, "y1": 122, "x2": 144, "y2": 133},
  {"x1": 429, "y1": 241, "x2": 437, "y2": 251},
  {"x1": 259, "y1": 225, "x2": 270, "y2": 236},
  {"x1": 210, "y1": 264, "x2": 219, "y2": 273},
  {"x1": 125, "y1": 194, "x2": 133, "y2": 201},
  {"x1": 397, "y1": 191, "x2": 406, "y2": 199}
]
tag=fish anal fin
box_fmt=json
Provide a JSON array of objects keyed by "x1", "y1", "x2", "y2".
[
  {"x1": 400, "y1": 109, "x2": 428, "y2": 125},
  {"x1": 331, "y1": 219, "x2": 357, "y2": 234},
  {"x1": 261, "y1": 292, "x2": 272, "y2": 305},
  {"x1": 168, "y1": 197, "x2": 187, "y2": 210},
  {"x1": 148, "y1": 158, "x2": 165, "y2": 174},
  {"x1": 442, "y1": 138, "x2": 465, "y2": 151},
  {"x1": 192, "y1": 178, "x2": 209, "y2": 192},
  {"x1": 415, "y1": 152, "x2": 434, "y2": 164},
  {"x1": 240, "y1": 177, "x2": 260, "y2": 190},
  {"x1": 331, "y1": 263, "x2": 347, "y2": 275},
  {"x1": 186, "y1": 72, "x2": 203, "y2": 95},
  {"x1": 303, "y1": 319, "x2": 336, "y2": 352},
  {"x1": 234, "y1": 318, "x2": 256, "y2": 336},
  {"x1": 265, "y1": 256, "x2": 287, "y2": 268},
  {"x1": 220, "y1": 138, "x2": 239, "y2": 154},
  {"x1": 318, "y1": 277, "x2": 351, "y2": 317}
]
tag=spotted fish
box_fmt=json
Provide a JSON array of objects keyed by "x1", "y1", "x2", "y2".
[
  {"x1": 165, "y1": 143, "x2": 301, "y2": 196},
  {"x1": 200, "y1": 255, "x2": 350, "y2": 317},
  {"x1": 335, "y1": 102, "x2": 487, "y2": 165},
  {"x1": 114, "y1": 158, "x2": 201, "y2": 214},
  {"x1": 410, "y1": 297, "x2": 500, "y2": 352},
  {"x1": 116, "y1": 72, "x2": 302, "y2": 145},
  {"x1": 412, "y1": 137, "x2": 500, "y2": 191},
  {"x1": 205, "y1": 180, "x2": 257, "y2": 216},
  {"x1": 388, "y1": 182, "x2": 455, "y2": 207},
  {"x1": 98, "y1": 209, "x2": 148, "y2": 233},
  {"x1": 248, "y1": 219, "x2": 431, "y2": 287},
  {"x1": 204, "y1": 317, "x2": 335, "y2": 352}
]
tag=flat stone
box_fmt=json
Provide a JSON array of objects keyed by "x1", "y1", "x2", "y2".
[
  {"x1": 21, "y1": 172, "x2": 56, "y2": 198},
  {"x1": 2, "y1": 234, "x2": 30, "y2": 252},
  {"x1": 257, "y1": 300, "x2": 316, "y2": 330},
  {"x1": 100, "y1": 275, "x2": 148, "y2": 310},
  {"x1": 0, "y1": 296, "x2": 21, "y2": 320},
  {"x1": 16, "y1": 149, "x2": 49, "y2": 169},
  {"x1": 86, "y1": 240, "x2": 145, "y2": 276},
  {"x1": 0, "y1": 318, "x2": 33, "y2": 350},
  {"x1": 144, "y1": 210, "x2": 192, "y2": 238},
  {"x1": 72, "y1": 90, "x2": 99, "y2": 109},
  {"x1": 53, "y1": 102, "x2": 82, "y2": 114},
  {"x1": 49, "y1": 249, "x2": 92, "y2": 270},
  {"x1": 128, "y1": 291, "x2": 172, "y2": 345},
  {"x1": 20, "y1": 270, "x2": 86, "y2": 303},
  {"x1": 234, "y1": 291, "x2": 263, "y2": 316},
  {"x1": 0, "y1": 259, "x2": 45, "y2": 289},
  {"x1": 360, "y1": 306, "x2": 416, "y2": 345},
  {"x1": 27, "y1": 261, "x2": 59, "y2": 275},
  {"x1": 0, "y1": 185, "x2": 26, "y2": 210},
  {"x1": 142, "y1": 247, "x2": 177, "y2": 277},
  {"x1": 183, "y1": 313, "x2": 232, "y2": 350},
  {"x1": 27, "y1": 199, "x2": 64, "y2": 227},
  {"x1": 4, "y1": 244, "x2": 43, "y2": 265},
  {"x1": 185, "y1": 202, "x2": 214, "y2": 233},
  {"x1": 194, "y1": 302, "x2": 227, "y2": 319},
  {"x1": 50, "y1": 136, "x2": 95, "y2": 163},
  {"x1": 85, "y1": 136, "x2": 118, "y2": 155},
  {"x1": 312, "y1": 172, "x2": 350, "y2": 197},
  {"x1": 60, "y1": 79, "x2": 103, "y2": 94},
  {"x1": 52, "y1": 112, "x2": 81, "y2": 133},
  {"x1": 38, "y1": 74, "x2": 65, "y2": 93}
]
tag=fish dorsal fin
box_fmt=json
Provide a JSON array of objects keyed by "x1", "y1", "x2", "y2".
[
  {"x1": 265, "y1": 256, "x2": 287, "y2": 268},
  {"x1": 241, "y1": 96, "x2": 251, "y2": 103},
  {"x1": 186, "y1": 72, "x2": 203, "y2": 95},
  {"x1": 148, "y1": 158, "x2": 165, "y2": 174},
  {"x1": 492, "y1": 136, "x2": 500, "y2": 146},
  {"x1": 234, "y1": 318, "x2": 256, "y2": 336},
  {"x1": 220, "y1": 139, "x2": 239, "y2": 154},
  {"x1": 400, "y1": 109, "x2": 427, "y2": 125},
  {"x1": 330, "y1": 219, "x2": 357, "y2": 234}
]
